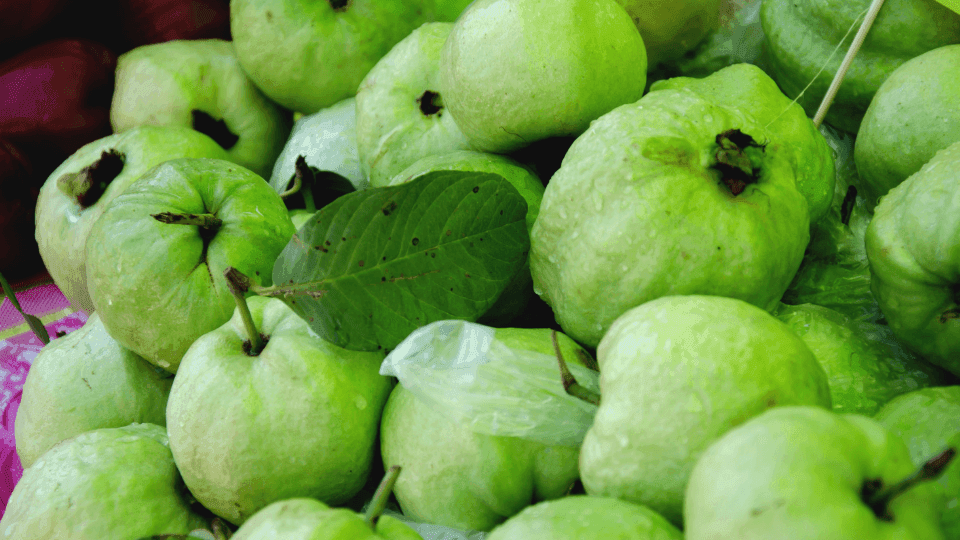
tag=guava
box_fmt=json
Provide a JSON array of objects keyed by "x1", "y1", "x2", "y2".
[
  {"x1": 0, "y1": 423, "x2": 207, "y2": 538},
  {"x1": 865, "y1": 141, "x2": 960, "y2": 376},
  {"x1": 15, "y1": 312, "x2": 172, "y2": 468},
  {"x1": 531, "y1": 63, "x2": 831, "y2": 347},
  {"x1": 615, "y1": 0, "x2": 723, "y2": 69},
  {"x1": 230, "y1": 498, "x2": 423, "y2": 539},
  {"x1": 855, "y1": 44, "x2": 960, "y2": 208}
]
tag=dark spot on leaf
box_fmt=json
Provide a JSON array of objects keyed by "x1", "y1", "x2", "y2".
[
  {"x1": 358, "y1": 260, "x2": 365, "y2": 267},
  {"x1": 412, "y1": 237, "x2": 419, "y2": 246},
  {"x1": 500, "y1": 210, "x2": 503, "y2": 215},
  {"x1": 382, "y1": 200, "x2": 398, "y2": 216},
  {"x1": 446, "y1": 230, "x2": 451, "y2": 236},
  {"x1": 382, "y1": 277, "x2": 386, "y2": 282},
  {"x1": 472, "y1": 186, "x2": 480, "y2": 193},
  {"x1": 431, "y1": 253, "x2": 436, "y2": 258},
  {"x1": 382, "y1": 256, "x2": 387, "y2": 261},
  {"x1": 325, "y1": 240, "x2": 331, "y2": 246},
  {"x1": 342, "y1": 237, "x2": 346, "y2": 242},
  {"x1": 465, "y1": 273, "x2": 471, "y2": 278}
]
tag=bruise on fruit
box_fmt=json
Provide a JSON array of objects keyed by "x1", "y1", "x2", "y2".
[
  {"x1": 417, "y1": 90, "x2": 444, "y2": 117},
  {"x1": 58, "y1": 149, "x2": 125, "y2": 208},
  {"x1": 711, "y1": 129, "x2": 765, "y2": 196},
  {"x1": 192, "y1": 109, "x2": 239, "y2": 150}
]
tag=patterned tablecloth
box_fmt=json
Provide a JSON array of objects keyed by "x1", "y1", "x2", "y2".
[{"x1": 0, "y1": 282, "x2": 87, "y2": 517}]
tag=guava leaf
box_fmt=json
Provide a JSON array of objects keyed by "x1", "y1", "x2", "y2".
[{"x1": 271, "y1": 171, "x2": 529, "y2": 351}]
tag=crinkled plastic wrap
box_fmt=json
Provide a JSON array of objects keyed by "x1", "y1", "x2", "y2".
[
  {"x1": 372, "y1": 509, "x2": 488, "y2": 540},
  {"x1": 380, "y1": 320, "x2": 600, "y2": 448}
]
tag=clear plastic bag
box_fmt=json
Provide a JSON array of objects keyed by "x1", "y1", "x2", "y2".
[{"x1": 380, "y1": 320, "x2": 600, "y2": 448}]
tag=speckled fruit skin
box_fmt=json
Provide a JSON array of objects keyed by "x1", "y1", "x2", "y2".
[
  {"x1": 0, "y1": 423, "x2": 206, "y2": 539},
  {"x1": 230, "y1": 0, "x2": 432, "y2": 115},
  {"x1": 35, "y1": 125, "x2": 230, "y2": 314},
  {"x1": 855, "y1": 44, "x2": 960, "y2": 208},
  {"x1": 15, "y1": 312, "x2": 172, "y2": 468},
  {"x1": 865, "y1": 141, "x2": 960, "y2": 376},
  {"x1": 84, "y1": 157, "x2": 295, "y2": 373},
  {"x1": 166, "y1": 296, "x2": 392, "y2": 525},
  {"x1": 579, "y1": 295, "x2": 831, "y2": 525},
  {"x1": 379, "y1": 328, "x2": 588, "y2": 532},
  {"x1": 439, "y1": 0, "x2": 648, "y2": 154},
  {"x1": 684, "y1": 406, "x2": 946, "y2": 540},
  {"x1": 761, "y1": 0, "x2": 960, "y2": 134},
  {"x1": 530, "y1": 64, "x2": 832, "y2": 348},
  {"x1": 487, "y1": 495, "x2": 683, "y2": 540},
  {"x1": 875, "y1": 386, "x2": 960, "y2": 539},
  {"x1": 230, "y1": 498, "x2": 423, "y2": 540}
]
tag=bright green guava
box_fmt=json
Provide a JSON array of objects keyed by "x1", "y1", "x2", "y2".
[
  {"x1": 14, "y1": 312, "x2": 173, "y2": 468},
  {"x1": 34, "y1": 125, "x2": 230, "y2": 313},
  {"x1": 84, "y1": 157, "x2": 295, "y2": 373},
  {"x1": 355, "y1": 22, "x2": 473, "y2": 187},
  {"x1": 530, "y1": 63, "x2": 823, "y2": 348},
  {"x1": 230, "y1": 0, "x2": 432, "y2": 114},
  {"x1": 379, "y1": 328, "x2": 588, "y2": 531},
  {"x1": 166, "y1": 296, "x2": 392, "y2": 525},
  {"x1": 110, "y1": 39, "x2": 292, "y2": 178},
  {"x1": 439, "y1": 0, "x2": 648, "y2": 153},
  {"x1": 230, "y1": 498, "x2": 422, "y2": 540},
  {"x1": 684, "y1": 406, "x2": 947, "y2": 539},
  {"x1": 775, "y1": 303, "x2": 952, "y2": 416},
  {"x1": 614, "y1": 0, "x2": 722, "y2": 69},
  {"x1": 865, "y1": 141, "x2": 960, "y2": 376},
  {"x1": 855, "y1": 44, "x2": 960, "y2": 208},
  {"x1": 761, "y1": 0, "x2": 960, "y2": 134},
  {"x1": 875, "y1": 386, "x2": 960, "y2": 539},
  {"x1": 579, "y1": 295, "x2": 831, "y2": 526},
  {"x1": 486, "y1": 495, "x2": 683, "y2": 540},
  {"x1": 0, "y1": 423, "x2": 207, "y2": 538},
  {"x1": 389, "y1": 150, "x2": 545, "y2": 325}
]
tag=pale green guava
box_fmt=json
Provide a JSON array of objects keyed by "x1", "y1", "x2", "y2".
[
  {"x1": 865, "y1": 141, "x2": 960, "y2": 376},
  {"x1": 15, "y1": 312, "x2": 173, "y2": 468},
  {"x1": 775, "y1": 303, "x2": 952, "y2": 416},
  {"x1": 34, "y1": 125, "x2": 230, "y2": 313},
  {"x1": 439, "y1": 0, "x2": 648, "y2": 153},
  {"x1": 166, "y1": 296, "x2": 392, "y2": 525},
  {"x1": 855, "y1": 44, "x2": 960, "y2": 208},
  {"x1": 580, "y1": 295, "x2": 831, "y2": 525},
  {"x1": 355, "y1": 22, "x2": 473, "y2": 187},
  {"x1": 110, "y1": 38, "x2": 292, "y2": 178},
  {"x1": 487, "y1": 495, "x2": 683, "y2": 540},
  {"x1": 875, "y1": 386, "x2": 960, "y2": 539},
  {"x1": 380, "y1": 328, "x2": 588, "y2": 531},
  {"x1": 0, "y1": 423, "x2": 207, "y2": 538},
  {"x1": 84, "y1": 157, "x2": 295, "y2": 372},
  {"x1": 531, "y1": 63, "x2": 830, "y2": 348},
  {"x1": 231, "y1": 498, "x2": 423, "y2": 540}
]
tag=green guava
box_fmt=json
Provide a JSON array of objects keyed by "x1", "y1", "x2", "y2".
[
  {"x1": 230, "y1": 498, "x2": 423, "y2": 540},
  {"x1": 865, "y1": 141, "x2": 960, "y2": 376},
  {"x1": 531, "y1": 63, "x2": 830, "y2": 348},
  {"x1": 0, "y1": 423, "x2": 207, "y2": 538},
  {"x1": 855, "y1": 44, "x2": 960, "y2": 208},
  {"x1": 15, "y1": 312, "x2": 172, "y2": 468},
  {"x1": 380, "y1": 327, "x2": 588, "y2": 531},
  {"x1": 761, "y1": 0, "x2": 960, "y2": 134}
]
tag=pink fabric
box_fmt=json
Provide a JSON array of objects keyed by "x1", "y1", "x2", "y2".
[{"x1": 0, "y1": 285, "x2": 86, "y2": 518}]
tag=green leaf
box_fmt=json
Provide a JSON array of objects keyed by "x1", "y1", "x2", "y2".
[
  {"x1": 270, "y1": 170, "x2": 529, "y2": 351},
  {"x1": 23, "y1": 314, "x2": 50, "y2": 345}
]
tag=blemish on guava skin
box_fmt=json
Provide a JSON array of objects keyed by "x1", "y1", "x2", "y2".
[
  {"x1": 712, "y1": 129, "x2": 765, "y2": 196},
  {"x1": 417, "y1": 90, "x2": 444, "y2": 117}
]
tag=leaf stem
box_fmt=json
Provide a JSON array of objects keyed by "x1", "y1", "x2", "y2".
[
  {"x1": 0, "y1": 271, "x2": 49, "y2": 345},
  {"x1": 552, "y1": 330, "x2": 600, "y2": 405},
  {"x1": 365, "y1": 466, "x2": 401, "y2": 528},
  {"x1": 224, "y1": 267, "x2": 263, "y2": 355},
  {"x1": 812, "y1": 0, "x2": 886, "y2": 127}
]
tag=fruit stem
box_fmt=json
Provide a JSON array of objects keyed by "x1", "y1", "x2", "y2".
[
  {"x1": 152, "y1": 212, "x2": 223, "y2": 230},
  {"x1": 866, "y1": 446, "x2": 956, "y2": 520},
  {"x1": 365, "y1": 465, "x2": 402, "y2": 528},
  {"x1": 552, "y1": 330, "x2": 600, "y2": 405},
  {"x1": 224, "y1": 267, "x2": 264, "y2": 355},
  {"x1": 812, "y1": 0, "x2": 886, "y2": 127}
]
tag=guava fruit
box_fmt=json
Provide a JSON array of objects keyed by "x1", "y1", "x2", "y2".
[
  {"x1": 855, "y1": 44, "x2": 960, "y2": 208},
  {"x1": 531, "y1": 63, "x2": 832, "y2": 347},
  {"x1": 865, "y1": 141, "x2": 960, "y2": 376},
  {"x1": 761, "y1": 0, "x2": 960, "y2": 134},
  {"x1": 0, "y1": 423, "x2": 207, "y2": 538},
  {"x1": 615, "y1": 0, "x2": 723, "y2": 69},
  {"x1": 231, "y1": 498, "x2": 423, "y2": 539},
  {"x1": 15, "y1": 312, "x2": 172, "y2": 468},
  {"x1": 34, "y1": 125, "x2": 230, "y2": 313}
]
